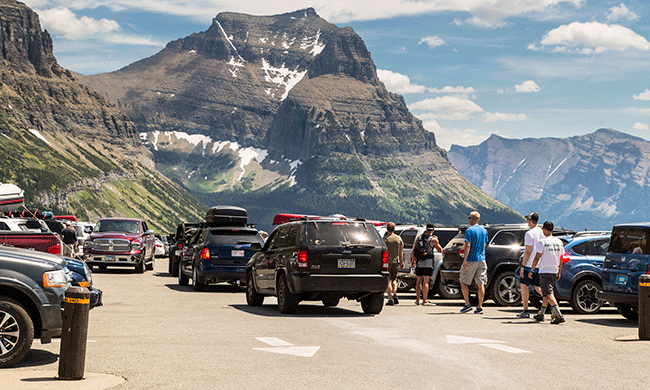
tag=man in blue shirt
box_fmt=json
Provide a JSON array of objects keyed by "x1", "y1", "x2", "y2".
[{"x1": 460, "y1": 211, "x2": 488, "y2": 314}]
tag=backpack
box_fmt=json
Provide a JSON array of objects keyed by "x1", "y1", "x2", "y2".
[{"x1": 412, "y1": 234, "x2": 431, "y2": 262}]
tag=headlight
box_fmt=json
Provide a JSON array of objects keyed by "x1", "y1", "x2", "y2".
[
  {"x1": 131, "y1": 240, "x2": 143, "y2": 250},
  {"x1": 84, "y1": 240, "x2": 92, "y2": 248},
  {"x1": 43, "y1": 269, "x2": 71, "y2": 288}
]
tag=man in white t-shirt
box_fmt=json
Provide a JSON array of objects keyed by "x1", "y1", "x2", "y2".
[
  {"x1": 528, "y1": 221, "x2": 566, "y2": 324},
  {"x1": 517, "y1": 212, "x2": 544, "y2": 318}
]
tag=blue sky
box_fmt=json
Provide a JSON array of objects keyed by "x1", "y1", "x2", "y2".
[{"x1": 24, "y1": 0, "x2": 650, "y2": 150}]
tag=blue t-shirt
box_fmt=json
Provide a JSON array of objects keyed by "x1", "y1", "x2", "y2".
[{"x1": 465, "y1": 225, "x2": 488, "y2": 262}]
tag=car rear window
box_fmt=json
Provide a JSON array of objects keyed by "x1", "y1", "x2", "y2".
[
  {"x1": 208, "y1": 229, "x2": 263, "y2": 246},
  {"x1": 609, "y1": 227, "x2": 650, "y2": 255},
  {"x1": 306, "y1": 222, "x2": 382, "y2": 247}
]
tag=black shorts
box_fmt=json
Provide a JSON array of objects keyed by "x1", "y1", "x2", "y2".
[
  {"x1": 415, "y1": 267, "x2": 433, "y2": 277},
  {"x1": 539, "y1": 273, "x2": 556, "y2": 296},
  {"x1": 521, "y1": 267, "x2": 540, "y2": 286}
]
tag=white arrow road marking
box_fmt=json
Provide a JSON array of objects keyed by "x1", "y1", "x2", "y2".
[
  {"x1": 446, "y1": 335, "x2": 505, "y2": 344},
  {"x1": 480, "y1": 344, "x2": 531, "y2": 354},
  {"x1": 253, "y1": 337, "x2": 320, "y2": 357}
]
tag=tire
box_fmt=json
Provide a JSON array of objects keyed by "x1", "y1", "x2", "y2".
[
  {"x1": 135, "y1": 252, "x2": 145, "y2": 274},
  {"x1": 178, "y1": 261, "x2": 189, "y2": 286},
  {"x1": 360, "y1": 292, "x2": 384, "y2": 314},
  {"x1": 192, "y1": 264, "x2": 206, "y2": 292},
  {"x1": 570, "y1": 279, "x2": 603, "y2": 314},
  {"x1": 491, "y1": 271, "x2": 522, "y2": 306},
  {"x1": 322, "y1": 297, "x2": 340, "y2": 307},
  {"x1": 168, "y1": 253, "x2": 174, "y2": 274},
  {"x1": 146, "y1": 258, "x2": 154, "y2": 271},
  {"x1": 396, "y1": 277, "x2": 412, "y2": 293},
  {"x1": 436, "y1": 278, "x2": 462, "y2": 299},
  {"x1": 615, "y1": 303, "x2": 638, "y2": 321},
  {"x1": 277, "y1": 274, "x2": 299, "y2": 314},
  {"x1": 246, "y1": 271, "x2": 264, "y2": 306},
  {"x1": 0, "y1": 298, "x2": 34, "y2": 368},
  {"x1": 171, "y1": 255, "x2": 179, "y2": 277}
]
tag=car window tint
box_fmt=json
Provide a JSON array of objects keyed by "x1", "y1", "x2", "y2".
[
  {"x1": 609, "y1": 228, "x2": 650, "y2": 254},
  {"x1": 400, "y1": 230, "x2": 418, "y2": 249},
  {"x1": 435, "y1": 230, "x2": 458, "y2": 248},
  {"x1": 0, "y1": 222, "x2": 8, "y2": 230},
  {"x1": 597, "y1": 239, "x2": 610, "y2": 255},
  {"x1": 96, "y1": 220, "x2": 141, "y2": 233},
  {"x1": 572, "y1": 242, "x2": 586, "y2": 255},
  {"x1": 268, "y1": 226, "x2": 289, "y2": 250},
  {"x1": 208, "y1": 229, "x2": 263, "y2": 246},
  {"x1": 491, "y1": 230, "x2": 520, "y2": 246},
  {"x1": 306, "y1": 222, "x2": 382, "y2": 246}
]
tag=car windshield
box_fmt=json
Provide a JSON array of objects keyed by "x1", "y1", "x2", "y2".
[
  {"x1": 609, "y1": 227, "x2": 650, "y2": 255},
  {"x1": 208, "y1": 229, "x2": 263, "y2": 245},
  {"x1": 95, "y1": 220, "x2": 141, "y2": 234},
  {"x1": 306, "y1": 222, "x2": 382, "y2": 247}
]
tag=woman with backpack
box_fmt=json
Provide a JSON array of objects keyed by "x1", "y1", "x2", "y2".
[{"x1": 411, "y1": 223, "x2": 443, "y2": 305}]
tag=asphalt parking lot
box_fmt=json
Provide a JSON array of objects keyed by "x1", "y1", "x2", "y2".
[{"x1": 3, "y1": 258, "x2": 650, "y2": 390}]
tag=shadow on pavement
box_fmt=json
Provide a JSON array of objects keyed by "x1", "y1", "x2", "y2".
[
  {"x1": 231, "y1": 304, "x2": 368, "y2": 318},
  {"x1": 164, "y1": 284, "x2": 245, "y2": 293},
  {"x1": 575, "y1": 318, "x2": 637, "y2": 328},
  {"x1": 14, "y1": 349, "x2": 58, "y2": 368}
]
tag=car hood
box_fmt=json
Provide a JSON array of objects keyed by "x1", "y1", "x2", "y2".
[
  {"x1": 0, "y1": 245, "x2": 67, "y2": 268},
  {"x1": 90, "y1": 232, "x2": 141, "y2": 239}
]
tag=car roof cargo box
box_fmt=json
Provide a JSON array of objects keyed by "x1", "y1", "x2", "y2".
[{"x1": 205, "y1": 206, "x2": 248, "y2": 226}]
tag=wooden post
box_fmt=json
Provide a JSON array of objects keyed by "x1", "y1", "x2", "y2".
[
  {"x1": 639, "y1": 274, "x2": 650, "y2": 340},
  {"x1": 57, "y1": 286, "x2": 91, "y2": 380}
]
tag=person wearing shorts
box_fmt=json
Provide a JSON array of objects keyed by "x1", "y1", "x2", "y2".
[
  {"x1": 460, "y1": 211, "x2": 488, "y2": 314},
  {"x1": 518, "y1": 212, "x2": 544, "y2": 318},
  {"x1": 529, "y1": 221, "x2": 565, "y2": 324},
  {"x1": 383, "y1": 222, "x2": 404, "y2": 306},
  {"x1": 411, "y1": 223, "x2": 442, "y2": 306}
]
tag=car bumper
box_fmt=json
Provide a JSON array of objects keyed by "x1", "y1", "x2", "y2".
[
  {"x1": 598, "y1": 290, "x2": 637, "y2": 305},
  {"x1": 39, "y1": 303, "x2": 64, "y2": 343},
  {"x1": 90, "y1": 288, "x2": 103, "y2": 309},
  {"x1": 290, "y1": 272, "x2": 389, "y2": 293},
  {"x1": 440, "y1": 269, "x2": 461, "y2": 288},
  {"x1": 84, "y1": 253, "x2": 142, "y2": 266},
  {"x1": 198, "y1": 265, "x2": 246, "y2": 284}
]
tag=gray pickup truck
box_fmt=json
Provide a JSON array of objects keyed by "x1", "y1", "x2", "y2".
[{"x1": 0, "y1": 245, "x2": 70, "y2": 367}]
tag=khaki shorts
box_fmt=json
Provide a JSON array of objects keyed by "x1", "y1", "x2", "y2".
[
  {"x1": 388, "y1": 263, "x2": 399, "y2": 281},
  {"x1": 459, "y1": 261, "x2": 487, "y2": 286}
]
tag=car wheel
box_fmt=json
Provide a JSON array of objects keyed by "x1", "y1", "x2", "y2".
[
  {"x1": 436, "y1": 277, "x2": 462, "y2": 299},
  {"x1": 171, "y1": 256, "x2": 179, "y2": 277},
  {"x1": 178, "y1": 261, "x2": 189, "y2": 286},
  {"x1": 277, "y1": 274, "x2": 299, "y2": 314},
  {"x1": 615, "y1": 303, "x2": 638, "y2": 321},
  {"x1": 570, "y1": 279, "x2": 603, "y2": 314},
  {"x1": 0, "y1": 298, "x2": 34, "y2": 368},
  {"x1": 135, "y1": 251, "x2": 145, "y2": 274},
  {"x1": 360, "y1": 292, "x2": 384, "y2": 314},
  {"x1": 146, "y1": 258, "x2": 154, "y2": 271},
  {"x1": 322, "y1": 297, "x2": 340, "y2": 307},
  {"x1": 246, "y1": 271, "x2": 264, "y2": 306},
  {"x1": 491, "y1": 271, "x2": 522, "y2": 306},
  {"x1": 396, "y1": 277, "x2": 411, "y2": 293},
  {"x1": 168, "y1": 253, "x2": 174, "y2": 274},
  {"x1": 192, "y1": 264, "x2": 206, "y2": 292}
]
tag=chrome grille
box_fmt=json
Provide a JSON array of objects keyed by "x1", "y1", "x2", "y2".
[{"x1": 92, "y1": 238, "x2": 131, "y2": 252}]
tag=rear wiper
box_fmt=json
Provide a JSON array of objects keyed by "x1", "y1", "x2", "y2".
[{"x1": 343, "y1": 243, "x2": 374, "y2": 249}]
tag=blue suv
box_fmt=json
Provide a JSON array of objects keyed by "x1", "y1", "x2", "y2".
[{"x1": 599, "y1": 223, "x2": 650, "y2": 320}]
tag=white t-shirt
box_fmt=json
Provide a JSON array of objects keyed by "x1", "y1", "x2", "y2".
[
  {"x1": 533, "y1": 236, "x2": 565, "y2": 274},
  {"x1": 523, "y1": 226, "x2": 544, "y2": 268}
]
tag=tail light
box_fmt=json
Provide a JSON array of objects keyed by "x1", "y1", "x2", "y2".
[
  {"x1": 47, "y1": 243, "x2": 61, "y2": 255},
  {"x1": 561, "y1": 253, "x2": 571, "y2": 265},
  {"x1": 647, "y1": 264, "x2": 650, "y2": 274},
  {"x1": 297, "y1": 250, "x2": 308, "y2": 268},
  {"x1": 459, "y1": 248, "x2": 465, "y2": 259},
  {"x1": 382, "y1": 250, "x2": 389, "y2": 269},
  {"x1": 201, "y1": 248, "x2": 210, "y2": 260}
]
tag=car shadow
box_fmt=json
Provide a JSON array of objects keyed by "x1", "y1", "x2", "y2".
[
  {"x1": 231, "y1": 304, "x2": 369, "y2": 317},
  {"x1": 15, "y1": 348, "x2": 59, "y2": 368},
  {"x1": 575, "y1": 318, "x2": 637, "y2": 328},
  {"x1": 164, "y1": 284, "x2": 246, "y2": 293}
]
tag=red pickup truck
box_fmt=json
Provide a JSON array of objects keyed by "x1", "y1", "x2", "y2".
[
  {"x1": 0, "y1": 231, "x2": 61, "y2": 254},
  {"x1": 82, "y1": 218, "x2": 155, "y2": 273}
]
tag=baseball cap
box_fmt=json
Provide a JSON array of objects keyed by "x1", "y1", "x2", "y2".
[
  {"x1": 426, "y1": 223, "x2": 435, "y2": 231},
  {"x1": 525, "y1": 212, "x2": 539, "y2": 222}
]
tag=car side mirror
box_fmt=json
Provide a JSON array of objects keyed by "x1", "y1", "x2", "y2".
[{"x1": 250, "y1": 243, "x2": 262, "y2": 251}]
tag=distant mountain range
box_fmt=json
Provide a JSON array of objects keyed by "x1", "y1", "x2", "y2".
[
  {"x1": 0, "y1": 0, "x2": 204, "y2": 231},
  {"x1": 447, "y1": 129, "x2": 650, "y2": 230},
  {"x1": 78, "y1": 8, "x2": 521, "y2": 229}
]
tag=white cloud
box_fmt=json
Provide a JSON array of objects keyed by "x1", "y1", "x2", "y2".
[
  {"x1": 428, "y1": 86, "x2": 475, "y2": 94},
  {"x1": 435, "y1": 126, "x2": 491, "y2": 150},
  {"x1": 36, "y1": 7, "x2": 119, "y2": 39},
  {"x1": 484, "y1": 112, "x2": 527, "y2": 122},
  {"x1": 419, "y1": 35, "x2": 446, "y2": 48},
  {"x1": 515, "y1": 80, "x2": 540, "y2": 93},
  {"x1": 634, "y1": 89, "x2": 650, "y2": 101},
  {"x1": 633, "y1": 122, "x2": 650, "y2": 131},
  {"x1": 536, "y1": 21, "x2": 650, "y2": 54},
  {"x1": 606, "y1": 3, "x2": 639, "y2": 22},
  {"x1": 376, "y1": 69, "x2": 426, "y2": 94},
  {"x1": 409, "y1": 96, "x2": 484, "y2": 120}
]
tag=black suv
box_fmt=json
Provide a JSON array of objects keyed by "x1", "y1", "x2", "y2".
[
  {"x1": 440, "y1": 223, "x2": 575, "y2": 306},
  {"x1": 0, "y1": 246, "x2": 69, "y2": 367},
  {"x1": 246, "y1": 218, "x2": 389, "y2": 314}
]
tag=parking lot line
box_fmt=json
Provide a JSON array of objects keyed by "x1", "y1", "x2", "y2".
[
  {"x1": 480, "y1": 343, "x2": 531, "y2": 354},
  {"x1": 255, "y1": 337, "x2": 294, "y2": 346}
]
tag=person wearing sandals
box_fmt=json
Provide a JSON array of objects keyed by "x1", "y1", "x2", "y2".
[
  {"x1": 460, "y1": 211, "x2": 488, "y2": 314},
  {"x1": 411, "y1": 223, "x2": 443, "y2": 306}
]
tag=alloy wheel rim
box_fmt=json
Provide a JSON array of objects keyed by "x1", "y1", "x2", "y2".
[
  {"x1": 577, "y1": 283, "x2": 601, "y2": 312},
  {"x1": 0, "y1": 311, "x2": 19, "y2": 356},
  {"x1": 499, "y1": 276, "x2": 520, "y2": 303}
]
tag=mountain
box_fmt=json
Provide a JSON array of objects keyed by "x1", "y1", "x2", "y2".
[
  {"x1": 447, "y1": 129, "x2": 650, "y2": 230},
  {"x1": 0, "y1": 0, "x2": 205, "y2": 232},
  {"x1": 78, "y1": 8, "x2": 521, "y2": 230}
]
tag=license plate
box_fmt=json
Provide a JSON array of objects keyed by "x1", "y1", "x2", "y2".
[
  {"x1": 615, "y1": 275, "x2": 628, "y2": 285},
  {"x1": 105, "y1": 255, "x2": 115, "y2": 261},
  {"x1": 232, "y1": 250, "x2": 244, "y2": 257},
  {"x1": 338, "y1": 259, "x2": 355, "y2": 268}
]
